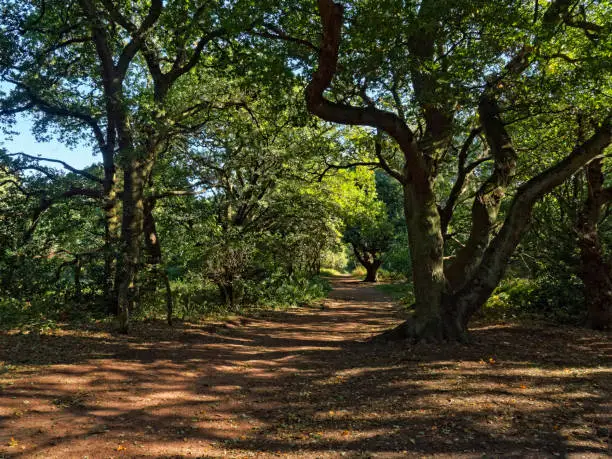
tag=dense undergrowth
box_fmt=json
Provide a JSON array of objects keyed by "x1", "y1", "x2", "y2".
[
  {"x1": 375, "y1": 275, "x2": 587, "y2": 326},
  {"x1": 0, "y1": 274, "x2": 331, "y2": 333}
]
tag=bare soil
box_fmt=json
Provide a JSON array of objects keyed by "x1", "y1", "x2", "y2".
[{"x1": 0, "y1": 276, "x2": 610, "y2": 458}]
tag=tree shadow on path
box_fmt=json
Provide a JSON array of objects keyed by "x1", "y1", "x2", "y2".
[{"x1": 0, "y1": 277, "x2": 610, "y2": 457}]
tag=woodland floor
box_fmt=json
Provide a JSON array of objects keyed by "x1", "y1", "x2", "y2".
[{"x1": 0, "y1": 276, "x2": 610, "y2": 458}]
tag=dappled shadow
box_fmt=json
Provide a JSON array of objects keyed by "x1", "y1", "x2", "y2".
[{"x1": 1, "y1": 277, "x2": 610, "y2": 457}]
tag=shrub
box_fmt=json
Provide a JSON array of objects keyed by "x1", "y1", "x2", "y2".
[{"x1": 481, "y1": 275, "x2": 585, "y2": 324}]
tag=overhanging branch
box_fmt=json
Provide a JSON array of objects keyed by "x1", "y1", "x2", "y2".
[{"x1": 7, "y1": 152, "x2": 102, "y2": 184}]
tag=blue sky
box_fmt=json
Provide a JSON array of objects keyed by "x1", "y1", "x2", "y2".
[{"x1": 1, "y1": 114, "x2": 98, "y2": 170}]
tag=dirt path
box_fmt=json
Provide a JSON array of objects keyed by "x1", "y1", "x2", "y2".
[{"x1": 1, "y1": 276, "x2": 610, "y2": 458}]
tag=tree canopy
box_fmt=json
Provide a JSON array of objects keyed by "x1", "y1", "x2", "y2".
[{"x1": 0, "y1": 0, "x2": 610, "y2": 336}]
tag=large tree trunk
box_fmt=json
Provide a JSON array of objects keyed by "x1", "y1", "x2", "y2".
[
  {"x1": 364, "y1": 261, "x2": 381, "y2": 282},
  {"x1": 402, "y1": 183, "x2": 448, "y2": 337},
  {"x1": 102, "y1": 161, "x2": 119, "y2": 314},
  {"x1": 115, "y1": 161, "x2": 147, "y2": 333},
  {"x1": 576, "y1": 159, "x2": 612, "y2": 330}
]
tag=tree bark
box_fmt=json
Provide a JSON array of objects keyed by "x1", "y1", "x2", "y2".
[
  {"x1": 115, "y1": 160, "x2": 147, "y2": 333},
  {"x1": 364, "y1": 261, "x2": 381, "y2": 282},
  {"x1": 576, "y1": 159, "x2": 612, "y2": 330},
  {"x1": 74, "y1": 255, "x2": 82, "y2": 301},
  {"x1": 143, "y1": 196, "x2": 174, "y2": 326},
  {"x1": 445, "y1": 94, "x2": 517, "y2": 291},
  {"x1": 102, "y1": 156, "x2": 119, "y2": 314},
  {"x1": 402, "y1": 183, "x2": 447, "y2": 338}
]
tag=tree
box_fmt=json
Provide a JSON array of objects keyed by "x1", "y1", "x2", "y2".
[
  {"x1": 327, "y1": 167, "x2": 393, "y2": 282},
  {"x1": 0, "y1": 150, "x2": 106, "y2": 303},
  {"x1": 0, "y1": 0, "x2": 262, "y2": 331},
  {"x1": 290, "y1": 0, "x2": 612, "y2": 340},
  {"x1": 575, "y1": 157, "x2": 612, "y2": 329},
  {"x1": 166, "y1": 85, "x2": 341, "y2": 307}
]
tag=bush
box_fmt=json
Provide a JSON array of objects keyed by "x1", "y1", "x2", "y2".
[
  {"x1": 0, "y1": 294, "x2": 93, "y2": 333},
  {"x1": 246, "y1": 272, "x2": 331, "y2": 309},
  {"x1": 481, "y1": 275, "x2": 585, "y2": 324},
  {"x1": 319, "y1": 267, "x2": 345, "y2": 276},
  {"x1": 135, "y1": 270, "x2": 332, "y2": 321},
  {"x1": 376, "y1": 269, "x2": 408, "y2": 282},
  {"x1": 381, "y1": 241, "x2": 412, "y2": 278},
  {"x1": 135, "y1": 272, "x2": 223, "y2": 321}
]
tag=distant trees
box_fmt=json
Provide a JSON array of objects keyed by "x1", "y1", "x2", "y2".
[
  {"x1": 178, "y1": 90, "x2": 341, "y2": 308},
  {"x1": 0, "y1": 0, "x2": 268, "y2": 331},
  {"x1": 327, "y1": 167, "x2": 393, "y2": 282}
]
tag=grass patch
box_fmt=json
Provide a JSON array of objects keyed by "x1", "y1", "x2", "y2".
[
  {"x1": 375, "y1": 282, "x2": 414, "y2": 305},
  {"x1": 319, "y1": 267, "x2": 347, "y2": 277}
]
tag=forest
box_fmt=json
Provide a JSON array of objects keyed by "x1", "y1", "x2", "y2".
[{"x1": 0, "y1": 0, "x2": 610, "y2": 457}]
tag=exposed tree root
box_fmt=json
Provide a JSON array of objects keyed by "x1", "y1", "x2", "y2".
[{"x1": 370, "y1": 313, "x2": 470, "y2": 344}]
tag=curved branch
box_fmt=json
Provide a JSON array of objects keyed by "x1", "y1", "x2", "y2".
[
  {"x1": 317, "y1": 160, "x2": 381, "y2": 181},
  {"x1": 23, "y1": 186, "x2": 102, "y2": 243},
  {"x1": 7, "y1": 152, "x2": 102, "y2": 184},
  {"x1": 254, "y1": 24, "x2": 319, "y2": 53},
  {"x1": 375, "y1": 139, "x2": 404, "y2": 183},
  {"x1": 305, "y1": 0, "x2": 421, "y2": 179},
  {"x1": 452, "y1": 116, "x2": 612, "y2": 322},
  {"x1": 445, "y1": 94, "x2": 518, "y2": 290},
  {"x1": 439, "y1": 127, "x2": 482, "y2": 234},
  {"x1": 6, "y1": 80, "x2": 106, "y2": 152}
]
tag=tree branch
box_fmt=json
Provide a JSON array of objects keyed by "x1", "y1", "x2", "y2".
[
  {"x1": 6, "y1": 80, "x2": 107, "y2": 152},
  {"x1": 254, "y1": 24, "x2": 319, "y2": 53},
  {"x1": 445, "y1": 93, "x2": 518, "y2": 290},
  {"x1": 317, "y1": 160, "x2": 380, "y2": 181},
  {"x1": 453, "y1": 115, "x2": 612, "y2": 320},
  {"x1": 305, "y1": 0, "x2": 420, "y2": 177},
  {"x1": 439, "y1": 127, "x2": 482, "y2": 234},
  {"x1": 7, "y1": 152, "x2": 102, "y2": 184},
  {"x1": 374, "y1": 138, "x2": 404, "y2": 183},
  {"x1": 108, "y1": 0, "x2": 163, "y2": 79}
]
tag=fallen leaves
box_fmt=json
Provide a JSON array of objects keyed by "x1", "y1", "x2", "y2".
[
  {"x1": 0, "y1": 284, "x2": 609, "y2": 459},
  {"x1": 479, "y1": 357, "x2": 498, "y2": 365}
]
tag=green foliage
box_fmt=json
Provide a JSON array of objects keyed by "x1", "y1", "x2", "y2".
[
  {"x1": 381, "y1": 240, "x2": 412, "y2": 278},
  {"x1": 319, "y1": 267, "x2": 346, "y2": 277},
  {"x1": 375, "y1": 282, "x2": 415, "y2": 306},
  {"x1": 320, "y1": 249, "x2": 349, "y2": 273},
  {"x1": 0, "y1": 293, "x2": 106, "y2": 333},
  {"x1": 325, "y1": 167, "x2": 394, "y2": 275},
  {"x1": 247, "y1": 273, "x2": 331, "y2": 309},
  {"x1": 482, "y1": 275, "x2": 585, "y2": 324},
  {"x1": 1, "y1": 0, "x2": 610, "y2": 334}
]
